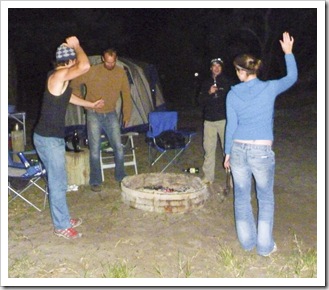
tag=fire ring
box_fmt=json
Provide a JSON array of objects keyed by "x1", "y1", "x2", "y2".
[{"x1": 121, "y1": 173, "x2": 210, "y2": 213}]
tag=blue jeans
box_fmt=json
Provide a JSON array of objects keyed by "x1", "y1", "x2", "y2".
[
  {"x1": 87, "y1": 110, "x2": 126, "y2": 185},
  {"x1": 230, "y1": 142, "x2": 275, "y2": 256},
  {"x1": 33, "y1": 133, "x2": 71, "y2": 230}
]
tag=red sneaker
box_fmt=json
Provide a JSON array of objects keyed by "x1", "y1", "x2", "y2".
[
  {"x1": 54, "y1": 228, "x2": 82, "y2": 240},
  {"x1": 70, "y1": 218, "x2": 82, "y2": 228}
]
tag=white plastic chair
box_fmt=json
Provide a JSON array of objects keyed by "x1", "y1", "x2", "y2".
[{"x1": 100, "y1": 132, "x2": 139, "y2": 181}]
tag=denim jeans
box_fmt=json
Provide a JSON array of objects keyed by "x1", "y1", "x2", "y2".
[
  {"x1": 230, "y1": 142, "x2": 275, "y2": 256},
  {"x1": 87, "y1": 110, "x2": 126, "y2": 185},
  {"x1": 33, "y1": 133, "x2": 71, "y2": 230}
]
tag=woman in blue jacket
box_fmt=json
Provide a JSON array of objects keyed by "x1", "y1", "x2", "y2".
[{"x1": 224, "y1": 32, "x2": 298, "y2": 256}]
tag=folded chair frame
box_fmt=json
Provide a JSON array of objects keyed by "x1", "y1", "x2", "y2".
[
  {"x1": 8, "y1": 151, "x2": 48, "y2": 212},
  {"x1": 8, "y1": 175, "x2": 48, "y2": 212},
  {"x1": 148, "y1": 132, "x2": 194, "y2": 172}
]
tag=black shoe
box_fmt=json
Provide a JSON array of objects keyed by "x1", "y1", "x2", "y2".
[{"x1": 90, "y1": 185, "x2": 102, "y2": 192}]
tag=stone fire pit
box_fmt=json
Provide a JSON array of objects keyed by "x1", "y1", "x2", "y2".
[{"x1": 121, "y1": 173, "x2": 209, "y2": 213}]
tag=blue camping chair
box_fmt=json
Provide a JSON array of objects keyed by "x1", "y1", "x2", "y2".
[
  {"x1": 8, "y1": 151, "x2": 48, "y2": 212},
  {"x1": 146, "y1": 111, "x2": 196, "y2": 172}
]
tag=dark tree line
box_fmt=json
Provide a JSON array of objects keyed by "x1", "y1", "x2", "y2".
[{"x1": 8, "y1": 8, "x2": 317, "y2": 118}]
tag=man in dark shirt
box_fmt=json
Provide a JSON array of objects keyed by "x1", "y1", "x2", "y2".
[{"x1": 198, "y1": 58, "x2": 230, "y2": 184}]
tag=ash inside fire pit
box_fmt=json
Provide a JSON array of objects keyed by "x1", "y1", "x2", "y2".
[{"x1": 121, "y1": 173, "x2": 210, "y2": 213}]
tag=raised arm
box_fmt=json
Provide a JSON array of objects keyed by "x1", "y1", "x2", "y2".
[
  {"x1": 48, "y1": 36, "x2": 90, "y2": 96},
  {"x1": 56, "y1": 36, "x2": 90, "y2": 81},
  {"x1": 273, "y1": 32, "x2": 297, "y2": 94},
  {"x1": 279, "y1": 32, "x2": 294, "y2": 54}
]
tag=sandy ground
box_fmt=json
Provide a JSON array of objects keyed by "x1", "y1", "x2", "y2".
[{"x1": 6, "y1": 102, "x2": 320, "y2": 286}]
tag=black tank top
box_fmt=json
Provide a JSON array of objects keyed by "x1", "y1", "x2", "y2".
[{"x1": 34, "y1": 71, "x2": 71, "y2": 138}]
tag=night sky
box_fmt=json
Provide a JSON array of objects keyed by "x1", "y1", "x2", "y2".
[{"x1": 6, "y1": 5, "x2": 319, "y2": 120}]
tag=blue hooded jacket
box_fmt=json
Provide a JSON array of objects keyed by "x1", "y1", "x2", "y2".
[{"x1": 224, "y1": 54, "x2": 298, "y2": 155}]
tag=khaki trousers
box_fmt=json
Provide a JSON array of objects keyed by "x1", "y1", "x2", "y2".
[{"x1": 202, "y1": 119, "x2": 226, "y2": 182}]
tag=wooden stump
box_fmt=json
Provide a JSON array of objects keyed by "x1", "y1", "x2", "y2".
[
  {"x1": 11, "y1": 130, "x2": 25, "y2": 162},
  {"x1": 65, "y1": 149, "x2": 90, "y2": 185}
]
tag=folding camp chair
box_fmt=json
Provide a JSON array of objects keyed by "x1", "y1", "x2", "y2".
[
  {"x1": 8, "y1": 151, "x2": 48, "y2": 212},
  {"x1": 100, "y1": 132, "x2": 139, "y2": 181},
  {"x1": 146, "y1": 111, "x2": 196, "y2": 172}
]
